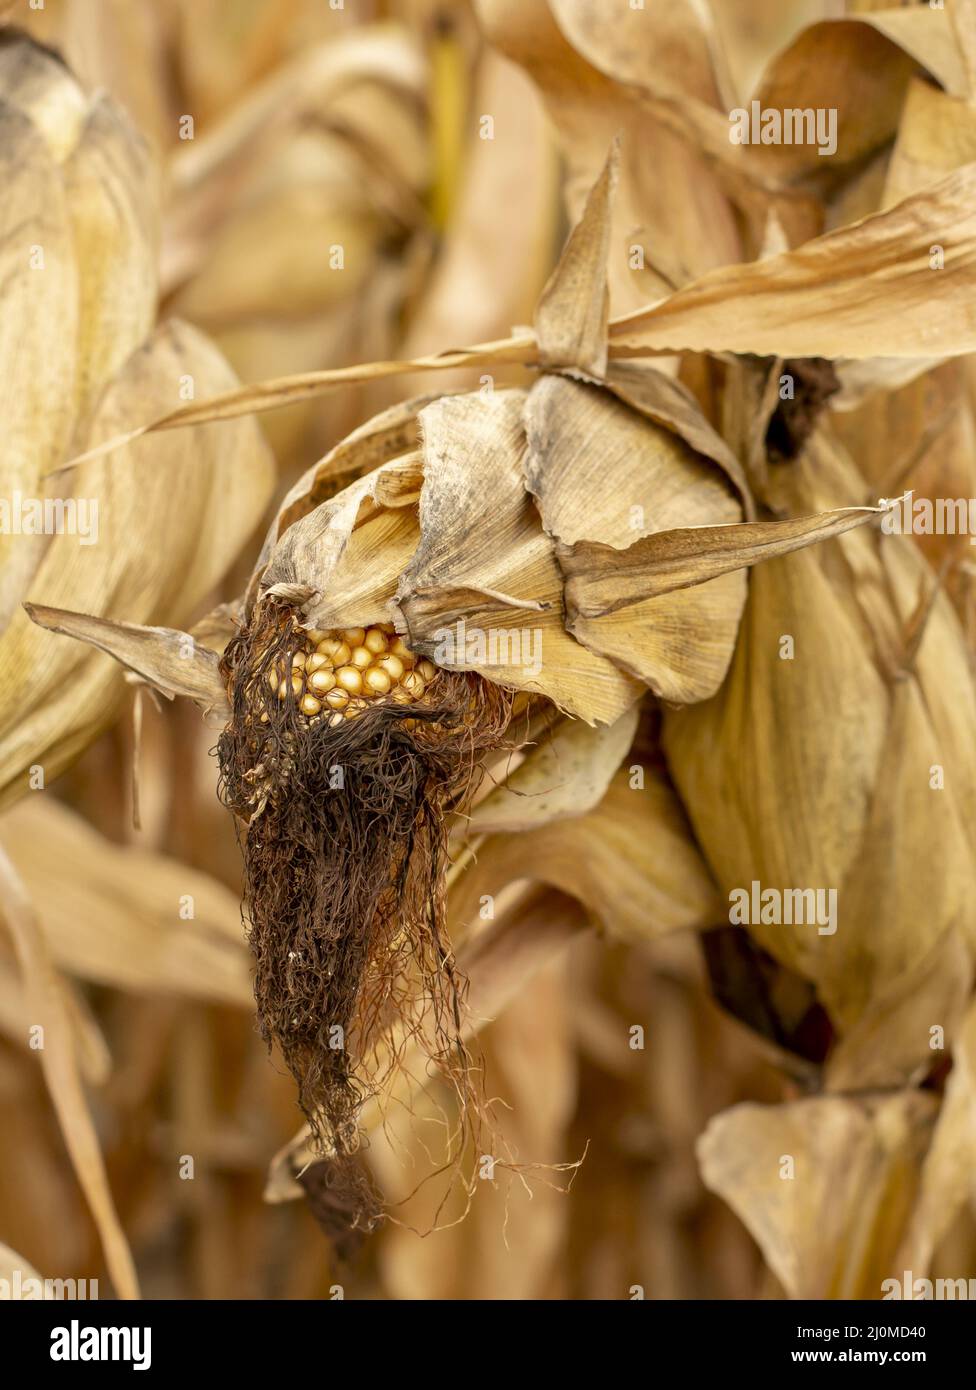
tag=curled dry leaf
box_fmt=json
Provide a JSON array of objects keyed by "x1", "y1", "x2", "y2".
[
  {"x1": 533, "y1": 138, "x2": 616, "y2": 377},
  {"x1": 896, "y1": 998, "x2": 976, "y2": 1275},
  {"x1": 698, "y1": 1091, "x2": 937, "y2": 1299},
  {"x1": 24, "y1": 604, "x2": 229, "y2": 719},
  {"x1": 664, "y1": 429, "x2": 976, "y2": 1063},
  {"x1": 1, "y1": 36, "x2": 274, "y2": 809},
  {"x1": 467, "y1": 704, "x2": 639, "y2": 834},
  {"x1": 398, "y1": 388, "x2": 641, "y2": 723},
  {"x1": 8, "y1": 320, "x2": 274, "y2": 807},
  {"x1": 610, "y1": 163, "x2": 976, "y2": 360},
  {"x1": 0, "y1": 839, "x2": 139, "y2": 1300},
  {"x1": 1, "y1": 797, "x2": 252, "y2": 1008},
  {"x1": 449, "y1": 767, "x2": 722, "y2": 947}
]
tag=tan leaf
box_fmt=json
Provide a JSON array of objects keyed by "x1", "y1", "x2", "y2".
[
  {"x1": 0, "y1": 102, "x2": 77, "y2": 628},
  {"x1": 559, "y1": 504, "x2": 886, "y2": 607},
  {"x1": 698, "y1": 1092, "x2": 937, "y2": 1298},
  {"x1": 0, "y1": 838, "x2": 139, "y2": 1299},
  {"x1": 24, "y1": 605, "x2": 229, "y2": 717},
  {"x1": 897, "y1": 999, "x2": 976, "y2": 1273},
  {"x1": 534, "y1": 138, "x2": 616, "y2": 376},
  {"x1": 57, "y1": 335, "x2": 539, "y2": 470},
  {"x1": 1, "y1": 319, "x2": 274, "y2": 808},
  {"x1": 826, "y1": 930, "x2": 973, "y2": 1094},
  {"x1": 524, "y1": 374, "x2": 748, "y2": 701},
  {"x1": 467, "y1": 703, "x2": 639, "y2": 834},
  {"x1": 610, "y1": 164, "x2": 976, "y2": 359},
  {"x1": 397, "y1": 389, "x2": 642, "y2": 724},
  {"x1": 1, "y1": 797, "x2": 253, "y2": 1008},
  {"x1": 261, "y1": 452, "x2": 423, "y2": 623},
  {"x1": 449, "y1": 767, "x2": 721, "y2": 946}
]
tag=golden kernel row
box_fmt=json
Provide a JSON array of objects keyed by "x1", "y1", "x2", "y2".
[{"x1": 268, "y1": 622, "x2": 438, "y2": 721}]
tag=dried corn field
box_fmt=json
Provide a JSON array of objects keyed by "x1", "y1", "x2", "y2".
[{"x1": 2, "y1": 0, "x2": 976, "y2": 1319}]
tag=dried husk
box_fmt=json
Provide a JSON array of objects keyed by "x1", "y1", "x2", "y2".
[
  {"x1": 663, "y1": 426, "x2": 976, "y2": 1066},
  {"x1": 698, "y1": 1091, "x2": 938, "y2": 1299},
  {"x1": 0, "y1": 36, "x2": 274, "y2": 808}
]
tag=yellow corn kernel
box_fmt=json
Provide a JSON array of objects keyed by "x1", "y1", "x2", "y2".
[
  {"x1": 335, "y1": 666, "x2": 364, "y2": 695},
  {"x1": 364, "y1": 666, "x2": 392, "y2": 695},
  {"x1": 377, "y1": 654, "x2": 404, "y2": 681},
  {"x1": 401, "y1": 670, "x2": 425, "y2": 699}
]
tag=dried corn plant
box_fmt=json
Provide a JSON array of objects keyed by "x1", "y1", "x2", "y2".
[{"x1": 4, "y1": 0, "x2": 976, "y2": 1308}]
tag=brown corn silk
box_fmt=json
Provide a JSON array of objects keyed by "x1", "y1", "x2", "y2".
[{"x1": 217, "y1": 598, "x2": 512, "y2": 1227}]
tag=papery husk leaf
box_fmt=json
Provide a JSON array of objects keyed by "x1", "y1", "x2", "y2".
[
  {"x1": 0, "y1": 38, "x2": 157, "y2": 632},
  {"x1": 559, "y1": 503, "x2": 887, "y2": 607},
  {"x1": 467, "y1": 703, "x2": 639, "y2": 834},
  {"x1": 1, "y1": 797, "x2": 253, "y2": 1008},
  {"x1": 896, "y1": 999, "x2": 976, "y2": 1273},
  {"x1": 524, "y1": 375, "x2": 742, "y2": 546},
  {"x1": 566, "y1": 572, "x2": 747, "y2": 705},
  {"x1": 663, "y1": 546, "x2": 889, "y2": 988},
  {"x1": 534, "y1": 138, "x2": 615, "y2": 376},
  {"x1": 0, "y1": 100, "x2": 77, "y2": 628},
  {"x1": 0, "y1": 839, "x2": 139, "y2": 1299},
  {"x1": 449, "y1": 767, "x2": 722, "y2": 947},
  {"x1": 256, "y1": 393, "x2": 436, "y2": 564},
  {"x1": 826, "y1": 930, "x2": 972, "y2": 1094},
  {"x1": 0, "y1": 318, "x2": 274, "y2": 809},
  {"x1": 0, "y1": 31, "x2": 88, "y2": 159},
  {"x1": 58, "y1": 336, "x2": 539, "y2": 470},
  {"x1": 398, "y1": 389, "x2": 642, "y2": 724},
  {"x1": 261, "y1": 452, "x2": 422, "y2": 624},
  {"x1": 664, "y1": 429, "x2": 976, "y2": 1047},
  {"x1": 60, "y1": 91, "x2": 158, "y2": 424},
  {"x1": 603, "y1": 359, "x2": 751, "y2": 509},
  {"x1": 698, "y1": 1092, "x2": 937, "y2": 1299},
  {"x1": 0, "y1": 949, "x2": 110, "y2": 1086},
  {"x1": 524, "y1": 374, "x2": 748, "y2": 701},
  {"x1": 474, "y1": 0, "x2": 741, "y2": 314},
  {"x1": 826, "y1": 677, "x2": 975, "y2": 1031},
  {"x1": 24, "y1": 604, "x2": 228, "y2": 717},
  {"x1": 883, "y1": 76, "x2": 976, "y2": 208},
  {"x1": 610, "y1": 164, "x2": 976, "y2": 359}
]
